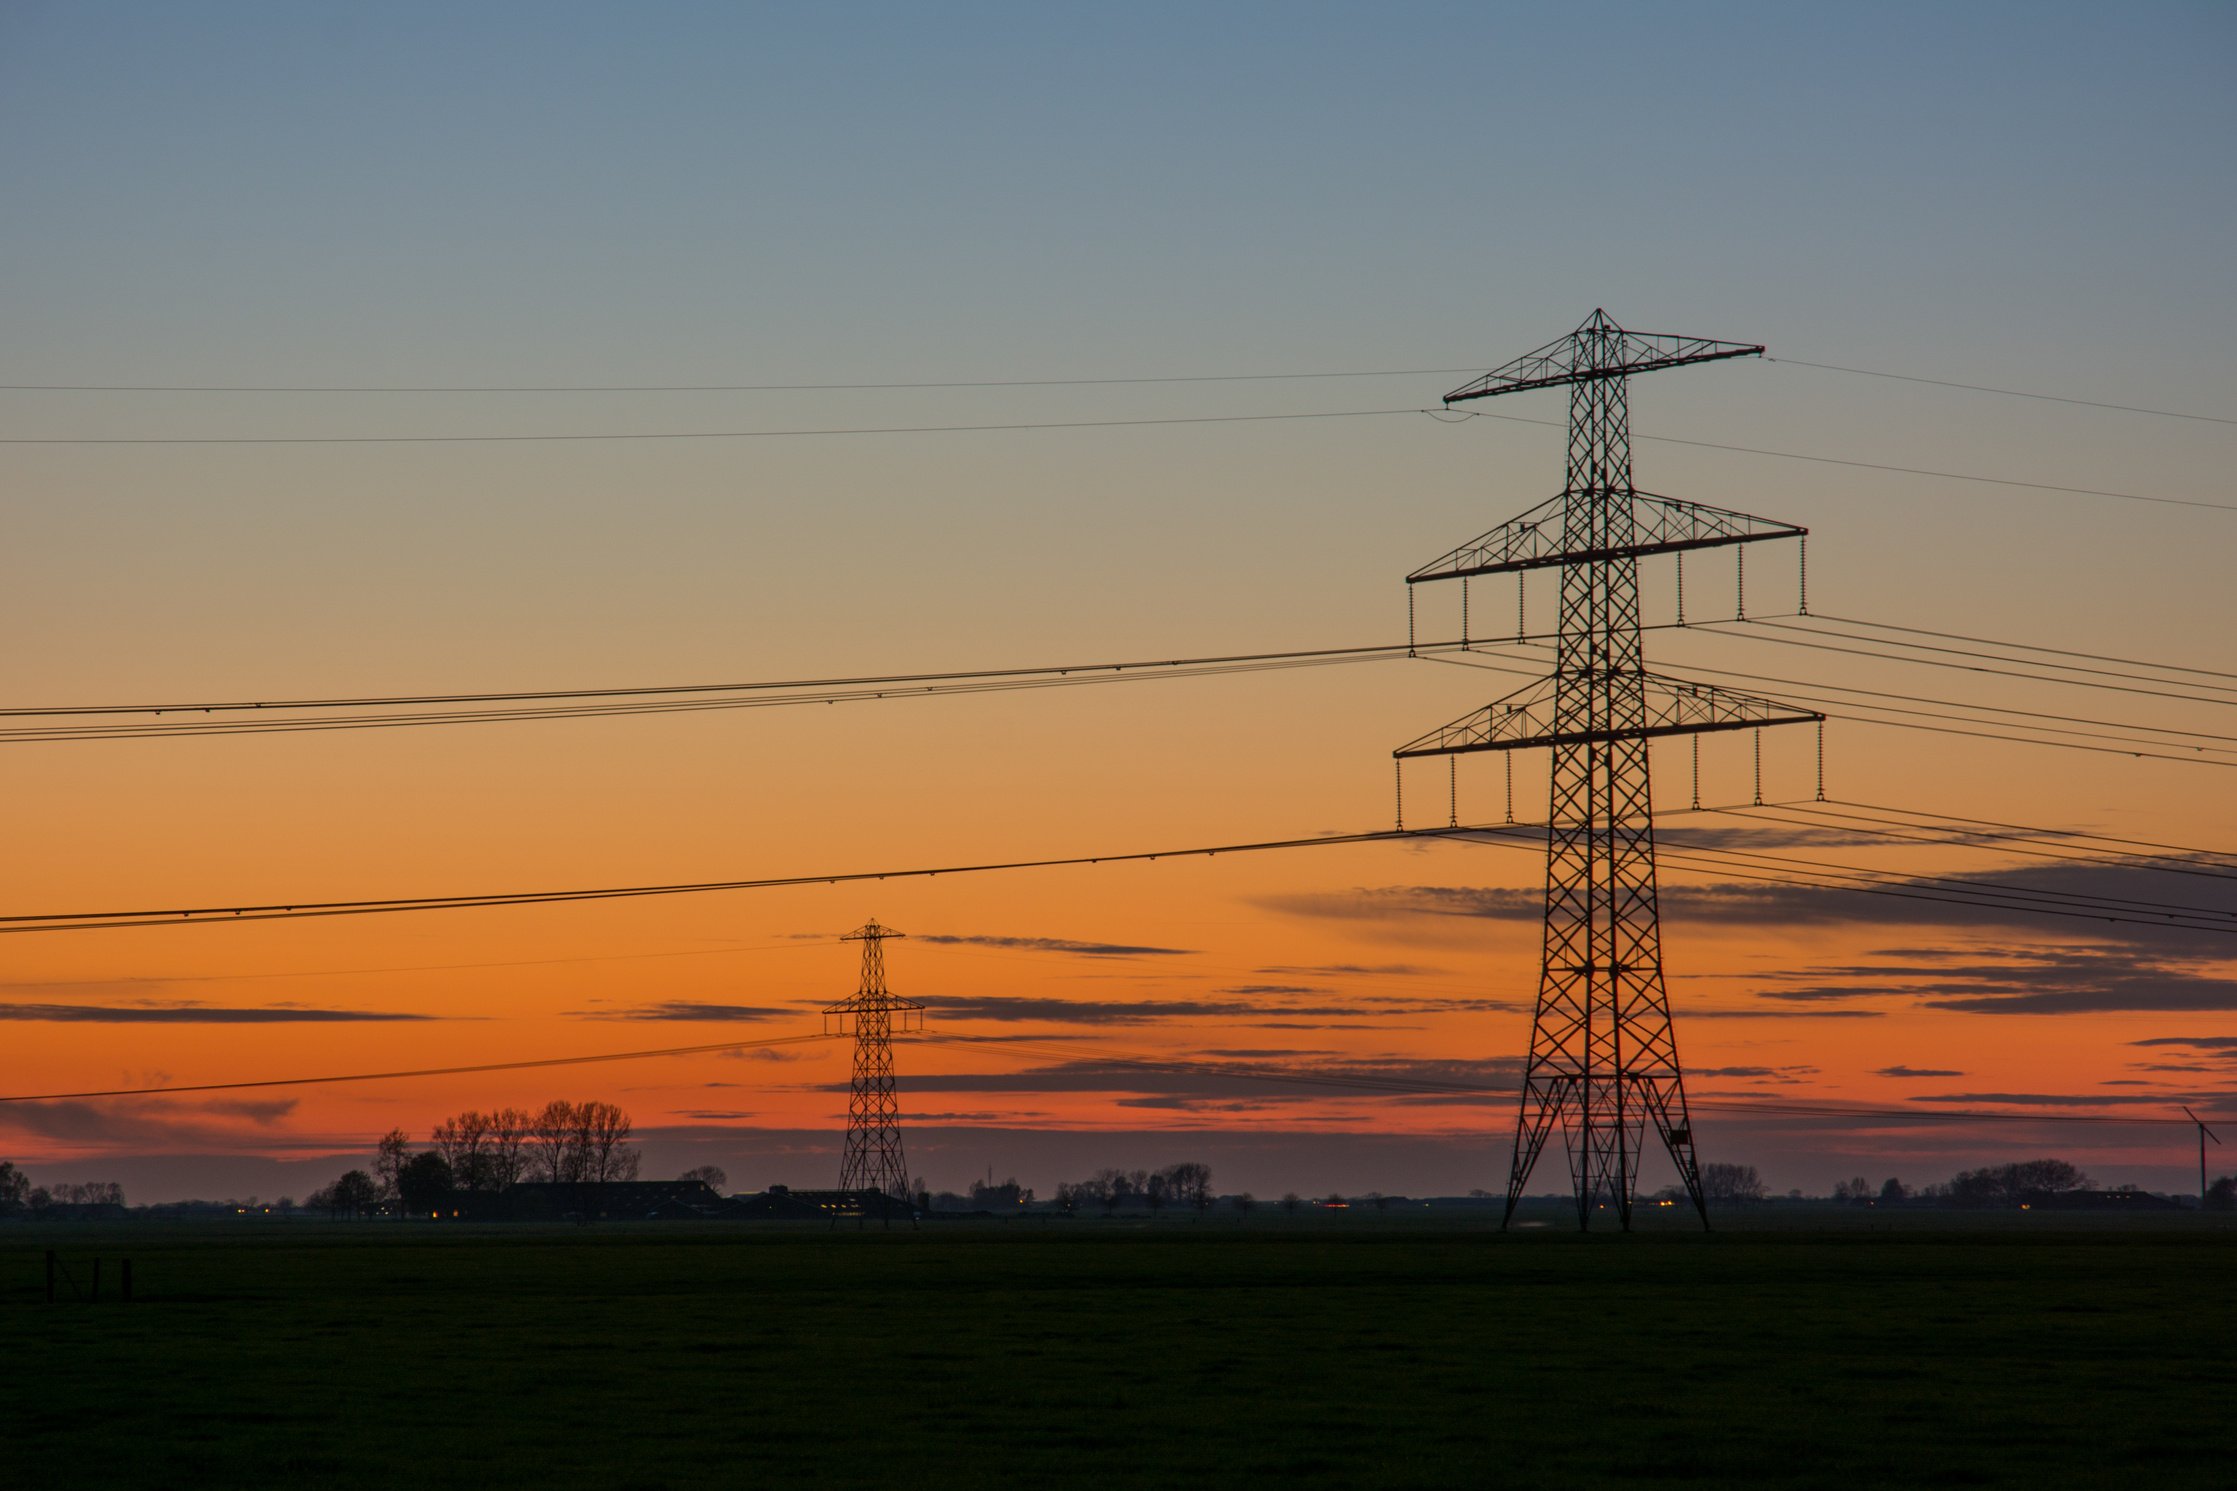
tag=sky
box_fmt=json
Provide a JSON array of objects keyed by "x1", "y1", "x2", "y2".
[{"x1": 1, "y1": 2, "x2": 2233, "y2": 1203}]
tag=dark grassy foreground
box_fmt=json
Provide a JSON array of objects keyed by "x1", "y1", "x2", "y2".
[{"x1": 5, "y1": 1215, "x2": 2232, "y2": 1489}]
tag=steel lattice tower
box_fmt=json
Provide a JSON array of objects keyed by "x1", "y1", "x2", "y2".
[
  {"x1": 825, "y1": 919, "x2": 923, "y2": 1198},
  {"x1": 1397, "y1": 310, "x2": 1818, "y2": 1231}
]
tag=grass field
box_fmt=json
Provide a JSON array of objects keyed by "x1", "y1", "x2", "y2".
[{"x1": 6, "y1": 1213, "x2": 2232, "y2": 1489}]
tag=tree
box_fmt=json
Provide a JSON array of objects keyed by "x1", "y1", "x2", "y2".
[
  {"x1": 1879, "y1": 1177, "x2": 1910, "y2": 1205},
  {"x1": 1944, "y1": 1159, "x2": 2092, "y2": 1208},
  {"x1": 1700, "y1": 1163, "x2": 1766, "y2": 1206},
  {"x1": 679, "y1": 1165, "x2": 728, "y2": 1194},
  {"x1": 0, "y1": 1161, "x2": 31, "y2": 1216},
  {"x1": 433, "y1": 1111, "x2": 496, "y2": 1191},
  {"x1": 484, "y1": 1107, "x2": 533, "y2": 1189},
  {"x1": 327, "y1": 1170, "x2": 379, "y2": 1219},
  {"x1": 374, "y1": 1129, "x2": 412, "y2": 1204},
  {"x1": 2206, "y1": 1176, "x2": 2235, "y2": 1212},
  {"x1": 1143, "y1": 1170, "x2": 1171, "y2": 1215},
  {"x1": 397, "y1": 1152, "x2": 454, "y2": 1215},
  {"x1": 1281, "y1": 1192, "x2": 1302, "y2": 1216},
  {"x1": 531, "y1": 1100, "x2": 583, "y2": 1183},
  {"x1": 1233, "y1": 1192, "x2": 1256, "y2": 1215},
  {"x1": 577, "y1": 1101, "x2": 640, "y2": 1184},
  {"x1": 1160, "y1": 1162, "x2": 1214, "y2": 1214}
]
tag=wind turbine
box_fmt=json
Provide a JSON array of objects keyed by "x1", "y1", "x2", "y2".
[{"x1": 2181, "y1": 1105, "x2": 2222, "y2": 1208}]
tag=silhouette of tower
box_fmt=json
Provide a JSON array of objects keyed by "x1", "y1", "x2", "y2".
[
  {"x1": 825, "y1": 919, "x2": 923, "y2": 1198},
  {"x1": 1397, "y1": 310, "x2": 1817, "y2": 1231}
]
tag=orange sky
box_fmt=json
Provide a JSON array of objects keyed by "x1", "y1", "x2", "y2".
[{"x1": 3, "y1": 6, "x2": 2232, "y2": 1202}]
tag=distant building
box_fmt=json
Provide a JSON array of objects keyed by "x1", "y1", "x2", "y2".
[
  {"x1": 429, "y1": 1181, "x2": 914, "y2": 1223},
  {"x1": 440, "y1": 1179, "x2": 724, "y2": 1222},
  {"x1": 2021, "y1": 1189, "x2": 2186, "y2": 1212}
]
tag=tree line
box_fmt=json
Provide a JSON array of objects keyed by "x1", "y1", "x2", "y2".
[
  {"x1": 0, "y1": 1163, "x2": 125, "y2": 1215},
  {"x1": 1049, "y1": 1163, "x2": 1215, "y2": 1215},
  {"x1": 305, "y1": 1100, "x2": 642, "y2": 1218},
  {"x1": 1825, "y1": 1158, "x2": 2093, "y2": 1207}
]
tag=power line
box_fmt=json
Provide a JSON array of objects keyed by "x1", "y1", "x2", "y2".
[
  {"x1": 1722, "y1": 803, "x2": 2237, "y2": 888},
  {"x1": 0, "y1": 824, "x2": 1453, "y2": 935},
  {"x1": 1446, "y1": 408, "x2": 2237, "y2": 514},
  {"x1": 1808, "y1": 613, "x2": 2237, "y2": 687},
  {"x1": 0, "y1": 369, "x2": 1490, "y2": 394},
  {"x1": 3, "y1": 395, "x2": 2220, "y2": 517},
  {"x1": 1443, "y1": 822, "x2": 2237, "y2": 938},
  {"x1": 1708, "y1": 619, "x2": 2237, "y2": 713},
  {"x1": 8, "y1": 356, "x2": 2224, "y2": 429},
  {"x1": 1432, "y1": 648, "x2": 2237, "y2": 767},
  {"x1": 0, "y1": 406, "x2": 1435, "y2": 445},
  {"x1": 1769, "y1": 357, "x2": 2237, "y2": 427},
  {"x1": 0, "y1": 1032, "x2": 837, "y2": 1103},
  {"x1": 9, "y1": 1020, "x2": 2218, "y2": 1128},
  {"x1": 1819, "y1": 797, "x2": 2237, "y2": 868},
  {"x1": 0, "y1": 642, "x2": 1444, "y2": 742}
]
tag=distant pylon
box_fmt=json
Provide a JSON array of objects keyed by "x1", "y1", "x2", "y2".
[
  {"x1": 1397, "y1": 310, "x2": 1819, "y2": 1231},
  {"x1": 825, "y1": 919, "x2": 924, "y2": 1198}
]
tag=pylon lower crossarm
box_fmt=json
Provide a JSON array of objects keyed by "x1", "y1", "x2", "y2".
[{"x1": 1394, "y1": 710, "x2": 1820, "y2": 760}]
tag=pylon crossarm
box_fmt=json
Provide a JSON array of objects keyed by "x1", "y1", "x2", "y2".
[
  {"x1": 1444, "y1": 310, "x2": 1763, "y2": 404},
  {"x1": 1395, "y1": 675, "x2": 1821, "y2": 759},
  {"x1": 1408, "y1": 492, "x2": 1804, "y2": 584}
]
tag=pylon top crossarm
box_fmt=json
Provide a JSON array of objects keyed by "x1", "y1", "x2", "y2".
[
  {"x1": 1407, "y1": 491, "x2": 1805, "y2": 586},
  {"x1": 1443, "y1": 309, "x2": 1763, "y2": 405},
  {"x1": 1392, "y1": 675, "x2": 1822, "y2": 760}
]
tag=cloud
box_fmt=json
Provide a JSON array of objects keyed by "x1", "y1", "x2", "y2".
[
  {"x1": 927, "y1": 994, "x2": 1513, "y2": 1026},
  {"x1": 1259, "y1": 857, "x2": 2237, "y2": 954},
  {"x1": 615, "y1": 1002, "x2": 790, "y2": 1022},
  {"x1": 1255, "y1": 963, "x2": 1445, "y2": 978},
  {"x1": 916, "y1": 934, "x2": 1193, "y2": 958},
  {"x1": 0, "y1": 1096, "x2": 339, "y2": 1152},
  {"x1": 202, "y1": 1099, "x2": 298, "y2": 1125},
  {"x1": 0, "y1": 1002, "x2": 429, "y2": 1023},
  {"x1": 2131, "y1": 1036, "x2": 2237, "y2": 1051},
  {"x1": 1749, "y1": 943, "x2": 2237, "y2": 1017},
  {"x1": 1877, "y1": 1066, "x2": 1966, "y2": 1079},
  {"x1": 861, "y1": 1054, "x2": 1522, "y2": 1107},
  {"x1": 1675, "y1": 1008, "x2": 1885, "y2": 1020},
  {"x1": 1905, "y1": 1091, "x2": 2215, "y2": 1108}
]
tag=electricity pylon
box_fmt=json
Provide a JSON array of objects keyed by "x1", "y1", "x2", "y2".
[
  {"x1": 825, "y1": 919, "x2": 923, "y2": 1198},
  {"x1": 1397, "y1": 310, "x2": 1818, "y2": 1231}
]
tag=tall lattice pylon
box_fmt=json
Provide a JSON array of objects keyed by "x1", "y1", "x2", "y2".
[
  {"x1": 824, "y1": 919, "x2": 924, "y2": 1198},
  {"x1": 1397, "y1": 310, "x2": 1818, "y2": 1232}
]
